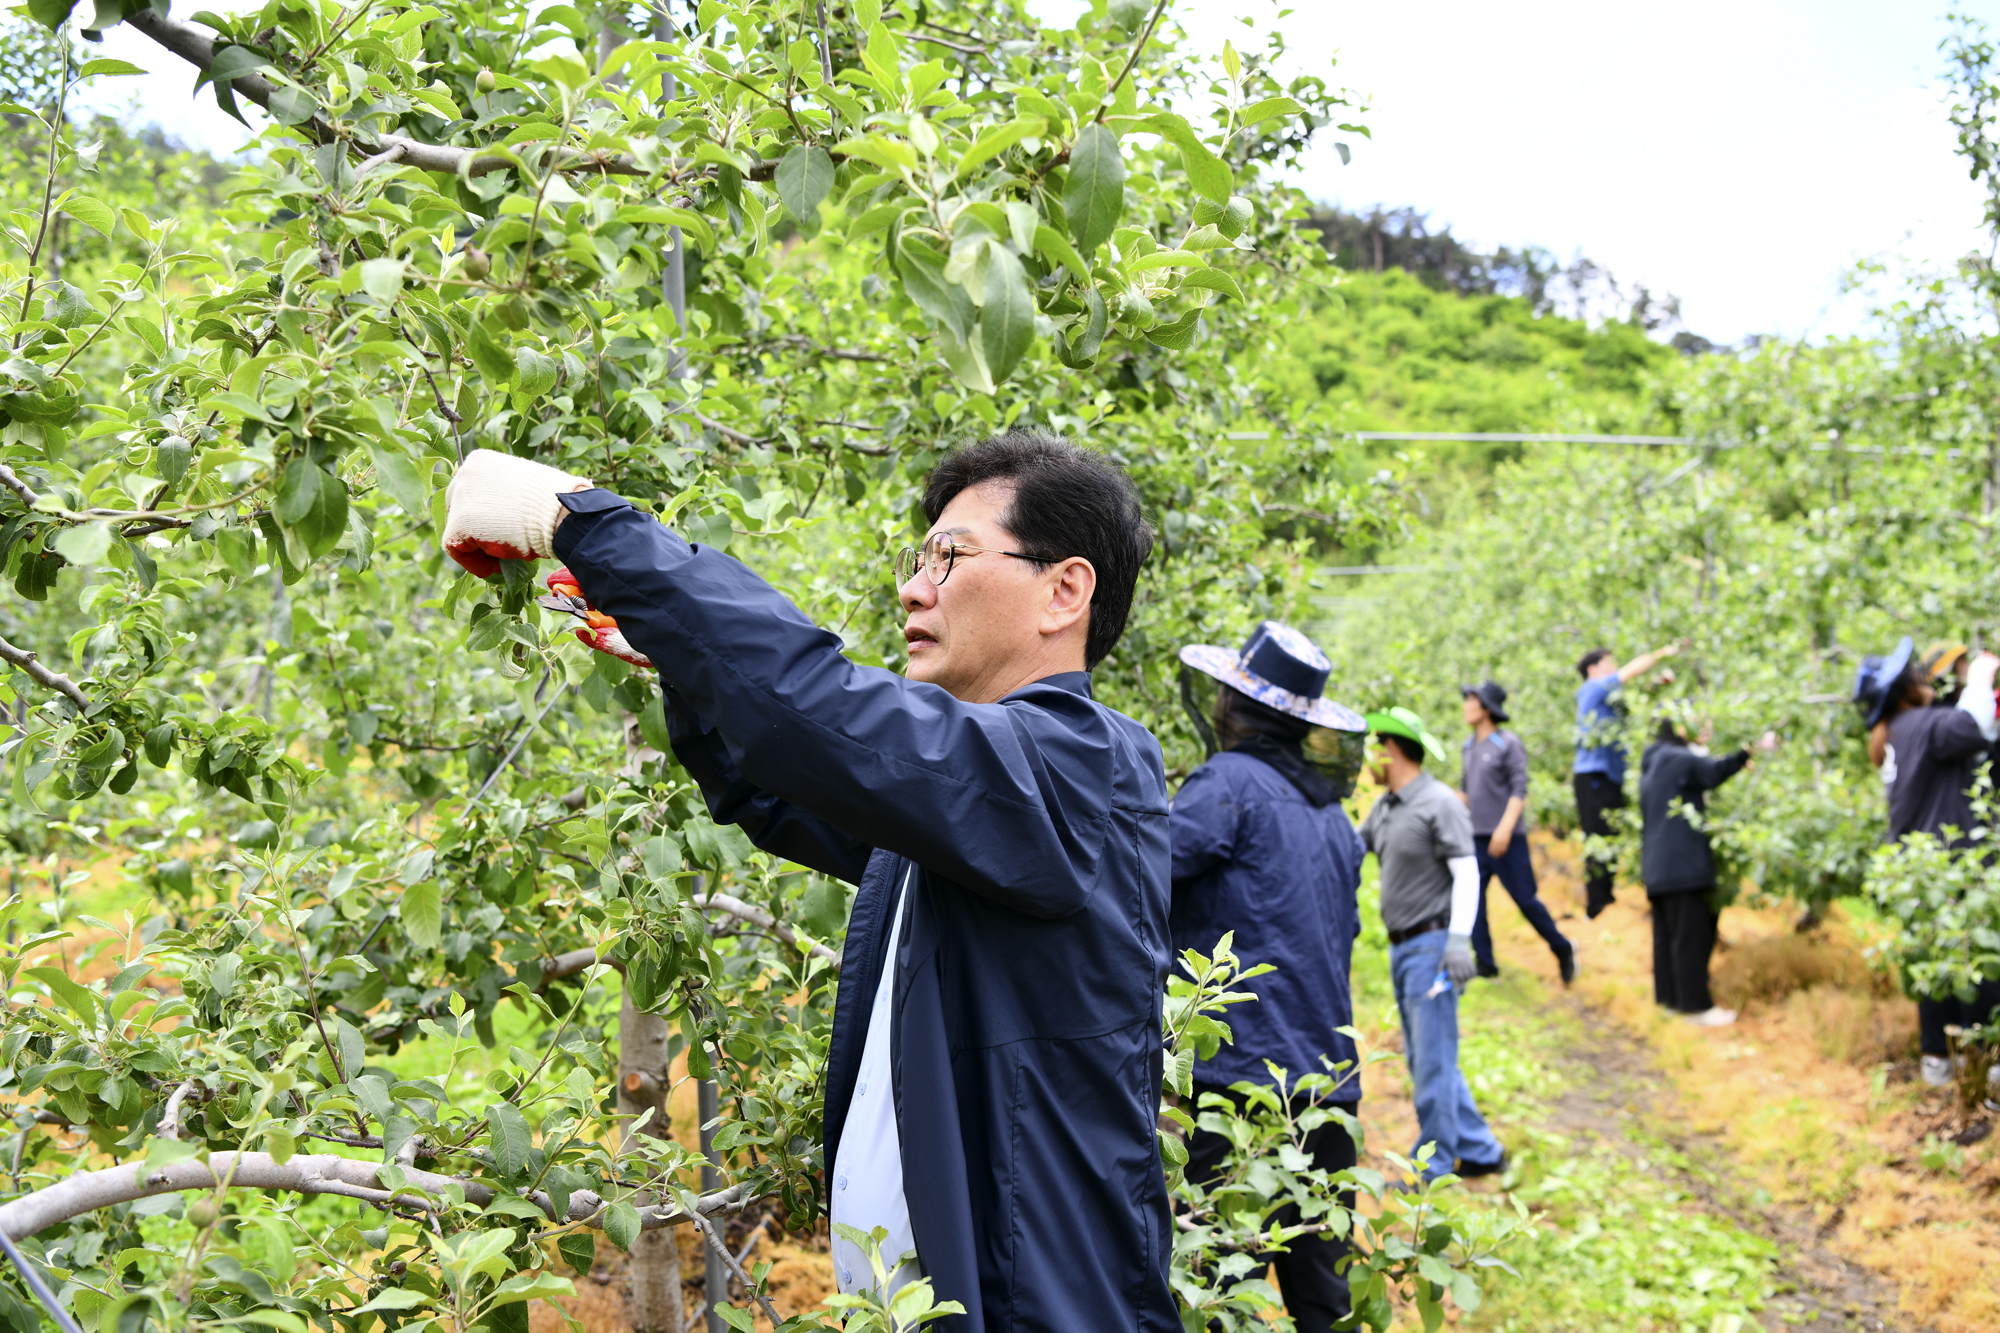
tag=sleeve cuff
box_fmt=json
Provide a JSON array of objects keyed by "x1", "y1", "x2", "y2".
[{"x1": 1958, "y1": 685, "x2": 1999, "y2": 742}]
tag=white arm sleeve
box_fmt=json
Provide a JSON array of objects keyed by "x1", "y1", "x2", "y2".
[
  {"x1": 1446, "y1": 855, "x2": 1480, "y2": 937},
  {"x1": 1957, "y1": 686, "x2": 2000, "y2": 742}
]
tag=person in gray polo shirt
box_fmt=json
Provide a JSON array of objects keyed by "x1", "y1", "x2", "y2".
[
  {"x1": 1459, "y1": 681, "x2": 1575, "y2": 983},
  {"x1": 1358, "y1": 706, "x2": 1507, "y2": 1182}
]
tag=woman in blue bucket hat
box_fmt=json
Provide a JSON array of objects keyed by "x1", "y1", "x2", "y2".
[
  {"x1": 1168, "y1": 621, "x2": 1367, "y2": 1332},
  {"x1": 1856, "y1": 636, "x2": 2000, "y2": 1088}
]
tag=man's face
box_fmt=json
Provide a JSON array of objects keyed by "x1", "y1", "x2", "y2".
[
  {"x1": 899, "y1": 480, "x2": 1067, "y2": 702},
  {"x1": 1588, "y1": 654, "x2": 1620, "y2": 681},
  {"x1": 1461, "y1": 693, "x2": 1486, "y2": 727}
]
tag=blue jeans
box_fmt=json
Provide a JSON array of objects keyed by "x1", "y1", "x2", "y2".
[
  {"x1": 1389, "y1": 929, "x2": 1504, "y2": 1180},
  {"x1": 1471, "y1": 834, "x2": 1572, "y2": 974}
]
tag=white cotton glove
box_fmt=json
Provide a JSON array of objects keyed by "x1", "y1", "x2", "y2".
[
  {"x1": 1443, "y1": 933, "x2": 1478, "y2": 986},
  {"x1": 442, "y1": 448, "x2": 593, "y2": 577}
]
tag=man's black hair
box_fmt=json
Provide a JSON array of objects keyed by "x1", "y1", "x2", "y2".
[
  {"x1": 1577, "y1": 647, "x2": 1614, "y2": 679},
  {"x1": 923, "y1": 429, "x2": 1154, "y2": 670},
  {"x1": 1655, "y1": 718, "x2": 1686, "y2": 746},
  {"x1": 1381, "y1": 733, "x2": 1426, "y2": 765}
]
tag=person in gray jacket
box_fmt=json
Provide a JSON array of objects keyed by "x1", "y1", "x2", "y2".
[
  {"x1": 1358, "y1": 706, "x2": 1506, "y2": 1182},
  {"x1": 1459, "y1": 681, "x2": 1575, "y2": 983}
]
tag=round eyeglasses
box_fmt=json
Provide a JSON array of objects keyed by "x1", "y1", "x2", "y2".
[{"x1": 892, "y1": 531, "x2": 1043, "y2": 586}]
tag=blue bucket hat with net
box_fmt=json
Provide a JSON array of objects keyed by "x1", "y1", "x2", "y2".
[{"x1": 1179, "y1": 621, "x2": 1366, "y2": 733}]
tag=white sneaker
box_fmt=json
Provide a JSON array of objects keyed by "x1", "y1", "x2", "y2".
[
  {"x1": 1920, "y1": 1055, "x2": 1953, "y2": 1087},
  {"x1": 1685, "y1": 1007, "x2": 1737, "y2": 1027}
]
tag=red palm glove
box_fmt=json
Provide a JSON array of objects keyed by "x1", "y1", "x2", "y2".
[
  {"x1": 442, "y1": 449, "x2": 593, "y2": 577},
  {"x1": 543, "y1": 568, "x2": 654, "y2": 670}
]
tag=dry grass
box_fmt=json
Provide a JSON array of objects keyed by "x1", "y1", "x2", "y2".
[{"x1": 1519, "y1": 832, "x2": 2000, "y2": 1333}]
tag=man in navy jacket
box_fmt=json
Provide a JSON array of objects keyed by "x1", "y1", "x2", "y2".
[{"x1": 441, "y1": 432, "x2": 1177, "y2": 1332}]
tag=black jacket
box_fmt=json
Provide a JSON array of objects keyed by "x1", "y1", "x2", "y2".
[
  {"x1": 1638, "y1": 741, "x2": 1750, "y2": 896},
  {"x1": 552, "y1": 490, "x2": 1179, "y2": 1333}
]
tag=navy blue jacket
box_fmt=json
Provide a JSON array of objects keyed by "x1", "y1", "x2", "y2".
[
  {"x1": 552, "y1": 490, "x2": 1179, "y2": 1333},
  {"x1": 1168, "y1": 751, "x2": 1364, "y2": 1093}
]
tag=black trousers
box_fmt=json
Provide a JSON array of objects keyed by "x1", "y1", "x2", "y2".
[
  {"x1": 1574, "y1": 772, "x2": 1626, "y2": 918},
  {"x1": 1917, "y1": 981, "x2": 2000, "y2": 1056},
  {"x1": 1471, "y1": 833, "x2": 1572, "y2": 973},
  {"x1": 1184, "y1": 1083, "x2": 1355, "y2": 1333},
  {"x1": 1650, "y1": 889, "x2": 1717, "y2": 1013}
]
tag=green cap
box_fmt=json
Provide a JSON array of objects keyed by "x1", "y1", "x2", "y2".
[{"x1": 1364, "y1": 706, "x2": 1448, "y2": 764}]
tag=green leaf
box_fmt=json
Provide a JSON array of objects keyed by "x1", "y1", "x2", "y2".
[
  {"x1": 142, "y1": 723, "x2": 176, "y2": 767},
  {"x1": 351, "y1": 1073, "x2": 394, "y2": 1126},
  {"x1": 487, "y1": 1273, "x2": 574, "y2": 1308},
  {"x1": 1145, "y1": 112, "x2": 1233, "y2": 203},
  {"x1": 52, "y1": 522, "x2": 112, "y2": 566},
  {"x1": 957, "y1": 117, "x2": 1045, "y2": 178},
  {"x1": 219, "y1": 1313, "x2": 307, "y2": 1333},
  {"x1": 366, "y1": 441, "x2": 429, "y2": 515},
  {"x1": 556, "y1": 1231, "x2": 596, "y2": 1276},
  {"x1": 267, "y1": 85, "x2": 321, "y2": 126},
  {"x1": 78, "y1": 58, "x2": 149, "y2": 78},
  {"x1": 774, "y1": 145, "x2": 835, "y2": 224},
  {"x1": 1032, "y1": 224, "x2": 1090, "y2": 283},
  {"x1": 514, "y1": 348, "x2": 558, "y2": 400},
  {"x1": 44, "y1": 282, "x2": 94, "y2": 330},
  {"x1": 76, "y1": 725, "x2": 124, "y2": 767},
  {"x1": 58, "y1": 195, "x2": 116, "y2": 238},
  {"x1": 980, "y1": 246, "x2": 1035, "y2": 385},
  {"x1": 602, "y1": 1200, "x2": 641, "y2": 1252},
  {"x1": 352, "y1": 1289, "x2": 431, "y2": 1315},
  {"x1": 1240, "y1": 95, "x2": 1304, "y2": 128},
  {"x1": 273, "y1": 459, "x2": 349, "y2": 558},
  {"x1": 1146, "y1": 309, "x2": 1201, "y2": 352},
  {"x1": 24, "y1": 967, "x2": 98, "y2": 1024},
  {"x1": 156, "y1": 438, "x2": 192, "y2": 485},
  {"x1": 26, "y1": 0, "x2": 75, "y2": 33},
  {"x1": 467, "y1": 319, "x2": 515, "y2": 386},
  {"x1": 336, "y1": 1015, "x2": 366, "y2": 1079},
  {"x1": 359, "y1": 258, "x2": 405, "y2": 302},
  {"x1": 1179, "y1": 267, "x2": 1244, "y2": 301},
  {"x1": 637, "y1": 691, "x2": 672, "y2": 754},
  {"x1": 1063, "y1": 122, "x2": 1125, "y2": 254},
  {"x1": 895, "y1": 236, "x2": 975, "y2": 343},
  {"x1": 402, "y1": 879, "x2": 442, "y2": 950},
  {"x1": 485, "y1": 1101, "x2": 533, "y2": 1176}
]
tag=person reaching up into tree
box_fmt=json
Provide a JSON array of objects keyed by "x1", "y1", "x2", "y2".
[
  {"x1": 1637, "y1": 712, "x2": 1778, "y2": 1027},
  {"x1": 1457, "y1": 681, "x2": 1576, "y2": 984},
  {"x1": 1854, "y1": 638, "x2": 2000, "y2": 1088},
  {"x1": 441, "y1": 433, "x2": 1180, "y2": 1332},
  {"x1": 1169, "y1": 622, "x2": 1370, "y2": 1332},
  {"x1": 1572, "y1": 641, "x2": 1682, "y2": 918},
  {"x1": 1868, "y1": 641, "x2": 1969, "y2": 771},
  {"x1": 1358, "y1": 706, "x2": 1507, "y2": 1183}
]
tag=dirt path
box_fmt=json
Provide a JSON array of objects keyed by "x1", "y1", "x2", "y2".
[{"x1": 1545, "y1": 996, "x2": 1910, "y2": 1332}]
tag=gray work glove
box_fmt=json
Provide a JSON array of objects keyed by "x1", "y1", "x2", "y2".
[{"x1": 1443, "y1": 933, "x2": 1477, "y2": 986}]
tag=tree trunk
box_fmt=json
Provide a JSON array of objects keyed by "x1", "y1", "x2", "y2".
[{"x1": 619, "y1": 994, "x2": 682, "y2": 1333}]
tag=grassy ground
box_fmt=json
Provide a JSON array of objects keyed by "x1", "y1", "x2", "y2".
[{"x1": 22, "y1": 823, "x2": 2000, "y2": 1332}]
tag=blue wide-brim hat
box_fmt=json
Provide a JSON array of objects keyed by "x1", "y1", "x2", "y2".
[
  {"x1": 1180, "y1": 621, "x2": 1366, "y2": 733},
  {"x1": 1853, "y1": 636, "x2": 1914, "y2": 729}
]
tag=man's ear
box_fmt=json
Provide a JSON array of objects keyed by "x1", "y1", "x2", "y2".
[{"x1": 1042, "y1": 556, "x2": 1095, "y2": 636}]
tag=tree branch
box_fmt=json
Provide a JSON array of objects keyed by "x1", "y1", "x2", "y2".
[
  {"x1": 694, "y1": 892, "x2": 840, "y2": 966},
  {"x1": 0, "y1": 1152, "x2": 750, "y2": 1239},
  {"x1": 0, "y1": 463, "x2": 41, "y2": 509},
  {"x1": 0, "y1": 636, "x2": 89, "y2": 711},
  {"x1": 122, "y1": 11, "x2": 779, "y2": 182}
]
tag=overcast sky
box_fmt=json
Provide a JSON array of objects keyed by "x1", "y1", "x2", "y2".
[{"x1": 78, "y1": 1, "x2": 1996, "y2": 344}]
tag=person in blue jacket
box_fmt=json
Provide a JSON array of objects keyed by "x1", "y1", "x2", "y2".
[
  {"x1": 440, "y1": 432, "x2": 1178, "y2": 1332},
  {"x1": 1168, "y1": 622, "x2": 1368, "y2": 1332}
]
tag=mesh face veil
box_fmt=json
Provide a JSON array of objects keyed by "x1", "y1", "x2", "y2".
[{"x1": 1303, "y1": 726, "x2": 1367, "y2": 800}]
